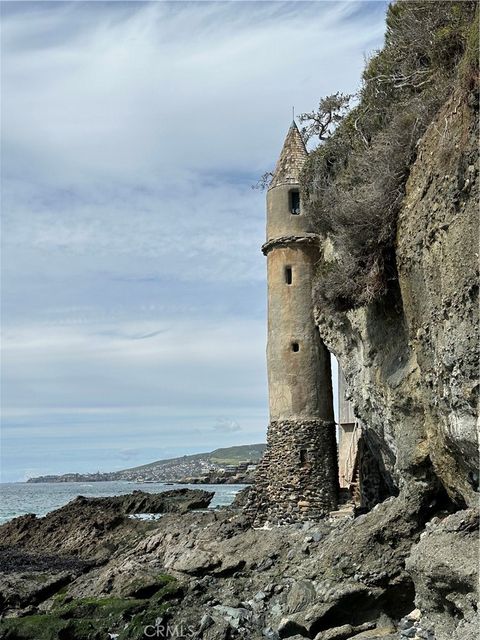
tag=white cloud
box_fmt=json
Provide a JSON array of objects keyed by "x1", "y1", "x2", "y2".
[
  {"x1": 1, "y1": 1, "x2": 386, "y2": 480},
  {"x1": 212, "y1": 418, "x2": 242, "y2": 433},
  {"x1": 2, "y1": 177, "x2": 266, "y2": 286},
  {"x1": 2, "y1": 1, "x2": 386, "y2": 183},
  {"x1": 2, "y1": 318, "x2": 267, "y2": 404}
]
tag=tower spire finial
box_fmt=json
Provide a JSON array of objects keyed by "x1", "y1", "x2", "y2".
[
  {"x1": 292, "y1": 106, "x2": 295, "y2": 123},
  {"x1": 268, "y1": 115, "x2": 308, "y2": 190}
]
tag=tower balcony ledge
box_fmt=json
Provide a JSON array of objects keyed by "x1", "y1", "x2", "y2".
[{"x1": 261, "y1": 233, "x2": 320, "y2": 256}]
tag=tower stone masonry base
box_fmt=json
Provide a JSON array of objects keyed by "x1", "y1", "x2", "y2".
[{"x1": 246, "y1": 419, "x2": 338, "y2": 526}]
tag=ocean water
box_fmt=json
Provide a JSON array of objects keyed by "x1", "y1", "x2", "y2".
[{"x1": 0, "y1": 481, "x2": 249, "y2": 525}]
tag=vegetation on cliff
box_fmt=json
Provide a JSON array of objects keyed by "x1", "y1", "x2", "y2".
[{"x1": 301, "y1": 0, "x2": 478, "y2": 312}]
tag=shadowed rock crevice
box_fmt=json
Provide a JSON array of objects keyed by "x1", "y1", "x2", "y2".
[{"x1": 309, "y1": 581, "x2": 416, "y2": 637}]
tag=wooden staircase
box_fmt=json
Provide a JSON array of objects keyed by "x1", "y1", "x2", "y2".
[
  {"x1": 330, "y1": 422, "x2": 362, "y2": 519},
  {"x1": 329, "y1": 487, "x2": 355, "y2": 519},
  {"x1": 341, "y1": 421, "x2": 361, "y2": 488}
]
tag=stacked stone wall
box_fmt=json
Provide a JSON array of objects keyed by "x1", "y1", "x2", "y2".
[{"x1": 246, "y1": 419, "x2": 338, "y2": 525}]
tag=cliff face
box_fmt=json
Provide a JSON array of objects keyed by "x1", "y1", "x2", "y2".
[
  {"x1": 396, "y1": 88, "x2": 478, "y2": 504},
  {"x1": 314, "y1": 84, "x2": 478, "y2": 507}
]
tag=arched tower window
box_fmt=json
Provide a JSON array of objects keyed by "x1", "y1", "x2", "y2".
[
  {"x1": 289, "y1": 189, "x2": 300, "y2": 215},
  {"x1": 285, "y1": 266, "x2": 292, "y2": 285},
  {"x1": 291, "y1": 342, "x2": 300, "y2": 352}
]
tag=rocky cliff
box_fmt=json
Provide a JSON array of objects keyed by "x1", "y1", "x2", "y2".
[
  {"x1": 302, "y1": 0, "x2": 478, "y2": 508},
  {"x1": 312, "y1": 82, "x2": 478, "y2": 507}
]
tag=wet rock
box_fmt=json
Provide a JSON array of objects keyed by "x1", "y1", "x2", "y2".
[
  {"x1": 199, "y1": 613, "x2": 214, "y2": 632},
  {"x1": 285, "y1": 579, "x2": 316, "y2": 613},
  {"x1": 262, "y1": 626, "x2": 279, "y2": 639},
  {"x1": 406, "y1": 508, "x2": 479, "y2": 640},
  {"x1": 83, "y1": 488, "x2": 215, "y2": 515},
  {"x1": 212, "y1": 605, "x2": 252, "y2": 629},
  {"x1": 170, "y1": 550, "x2": 220, "y2": 575},
  {"x1": 407, "y1": 609, "x2": 421, "y2": 622},
  {"x1": 0, "y1": 546, "x2": 89, "y2": 575},
  {"x1": 313, "y1": 624, "x2": 354, "y2": 640},
  {"x1": 231, "y1": 487, "x2": 251, "y2": 509},
  {"x1": 0, "y1": 569, "x2": 74, "y2": 613},
  {"x1": 278, "y1": 603, "x2": 333, "y2": 637},
  {"x1": 0, "y1": 489, "x2": 214, "y2": 565},
  {"x1": 277, "y1": 615, "x2": 309, "y2": 638},
  {"x1": 202, "y1": 618, "x2": 231, "y2": 640},
  {"x1": 348, "y1": 630, "x2": 399, "y2": 640}
]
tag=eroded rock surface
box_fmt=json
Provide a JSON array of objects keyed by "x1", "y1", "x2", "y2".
[
  {"x1": 406, "y1": 509, "x2": 479, "y2": 640},
  {"x1": 2, "y1": 486, "x2": 476, "y2": 640},
  {"x1": 314, "y1": 85, "x2": 479, "y2": 508}
]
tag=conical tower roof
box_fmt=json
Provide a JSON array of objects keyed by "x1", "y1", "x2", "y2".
[{"x1": 269, "y1": 121, "x2": 308, "y2": 190}]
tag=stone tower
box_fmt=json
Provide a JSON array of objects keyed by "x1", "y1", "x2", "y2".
[{"x1": 248, "y1": 122, "x2": 339, "y2": 524}]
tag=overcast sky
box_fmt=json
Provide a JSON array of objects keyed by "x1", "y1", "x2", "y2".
[{"x1": 1, "y1": 1, "x2": 387, "y2": 482}]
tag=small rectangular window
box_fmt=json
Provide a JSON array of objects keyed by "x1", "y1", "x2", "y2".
[
  {"x1": 291, "y1": 342, "x2": 299, "y2": 352},
  {"x1": 285, "y1": 266, "x2": 292, "y2": 285},
  {"x1": 290, "y1": 190, "x2": 300, "y2": 215}
]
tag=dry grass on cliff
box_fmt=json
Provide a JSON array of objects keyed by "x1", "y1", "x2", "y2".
[{"x1": 301, "y1": 0, "x2": 479, "y2": 313}]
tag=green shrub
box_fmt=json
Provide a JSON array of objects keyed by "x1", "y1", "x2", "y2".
[{"x1": 301, "y1": 0, "x2": 477, "y2": 312}]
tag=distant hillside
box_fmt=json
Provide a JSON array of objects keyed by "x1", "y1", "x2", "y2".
[
  {"x1": 27, "y1": 444, "x2": 266, "y2": 483},
  {"x1": 123, "y1": 444, "x2": 267, "y2": 472}
]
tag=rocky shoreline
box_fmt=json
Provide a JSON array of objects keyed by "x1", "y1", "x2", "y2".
[{"x1": 0, "y1": 487, "x2": 477, "y2": 640}]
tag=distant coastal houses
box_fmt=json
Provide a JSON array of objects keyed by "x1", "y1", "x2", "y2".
[
  {"x1": 27, "y1": 472, "x2": 113, "y2": 483},
  {"x1": 26, "y1": 444, "x2": 265, "y2": 484}
]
